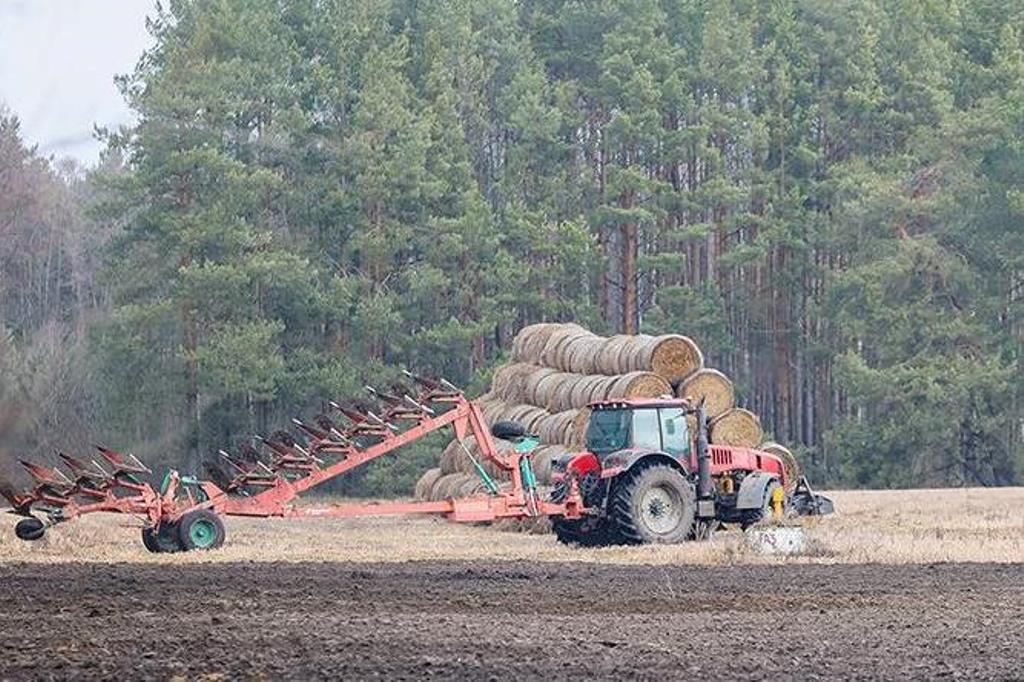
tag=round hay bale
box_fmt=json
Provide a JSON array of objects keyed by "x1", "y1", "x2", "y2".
[
  {"x1": 490, "y1": 363, "x2": 536, "y2": 403},
  {"x1": 481, "y1": 400, "x2": 507, "y2": 425},
  {"x1": 530, "y1": 446, "x2": 553, "y2": 484},
  {"x1": 498, "y1": 403, "x2": 525, "y2": 424},
  {"x1": 506, "y1": 404, "x2": 539, "y2": 425},
  {"x1": 569, "y1": 407, "x2": 591, "y2": 447},
  {"x1": 490, "y1": 364, "x2": 515, "y2": 397},
  {"x1": 540, "y1": 324, "x2": 587, "y2": 367},
  {"x1": 606, "y1": 371, "x2": 673, "y2": 401},
  {"x1": 523, "y1": 367, "x2": 559, "y2": 406},
  {"x1": 548, "y1": 329, "x2": 598, "y2": 371},
  {"x1": 435, "y1": 473, "x2": 461, "y2": 499},
  {"x1": 475, "y1": 394, "x2": 500, "y2": 417},
  {"x1": 521, "y1": 325, "x2": 555, "y2": 362},
  {"x1": 464, "y1": 437, "x2": 513, "y2": 479},
  {"x1": 596, "y1": 335, "x2": 633, "y2": 375},
  {"x1": 414, "y1": 467, "x2": 442, "y2": 500},
  {"x1": 532, "y1": 445, "x2": 568, "y2": 485},
  {"x1": 559, "y1": 411, "x2": 579, "y2": 444},
  {"x1": 569, "y1": 375, "x2": 597, "y2": 409},
  {"x1": 519, "y1": 406, "x2": 550, "y2": 434},
  {"x1": 537, "y1": 413, "x2": 563, "y2": 444},
  {"x1": 523, "y1": 324, "x2": 556, "y2": 361},
  {"x1": 759, "y1": 442, "x2": 801, "y2": 492},
  {"x1": 459, "y1": 440, "x2": 479, "y2": 473},
  {"x1": 457, "y1": 475, "x2": 485, "y2": 497},
  {"x1": 618, "y1": 335, "x2": 650, "y2": 373},
  {"x1": 586, "y1": 376, "x2": 618, "y2": 403},
  {"x1": 511, "y1": 324, "x2": 546, "y2": 361},
  {"x1": 585, "y1": 374, "x2": 614, "y2": 401},
  {"x1": 676, "y1": 368, "x2": 735, "y2": 418},
  {"x1": 438, "y1": 440, "x2": 463, "y2": 475},
  {"x1": 548, "y1": 375, "x2": 582, "y2": 413},
  {"x1": 566, "y1": 336, "x2": 603, "y2": 375},
  {"x1": 685, "y1": 413, "x2": 699, "y2": 444},
  {"x1": 634, "y1": 334, "x2": 704, "y2": 384},
  {"x1": 543, "y1": 411, "x2": 571, "y2": 445},
  {"x1": 431, "y1": 473, "x2": 463, "y2": 500},
  {"x1": 533, "y1": 372, "x2": 568, "y2": 411},
  {"x1": 709, "y1": 408, "x2": 763, "y2": 448}
]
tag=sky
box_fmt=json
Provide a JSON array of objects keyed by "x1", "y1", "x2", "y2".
[{"x1": 0, "y1": 0, "x2": 156, "y2": 165}]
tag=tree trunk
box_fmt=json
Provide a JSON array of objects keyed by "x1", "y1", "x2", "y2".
[
  {"x1": 181, "y1": 250, "x2": 200, "y2": 472},
  {"x1": 621, "y1": 186, "x2": 638, "y2": 335}
]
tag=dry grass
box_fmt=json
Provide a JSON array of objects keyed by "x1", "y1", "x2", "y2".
[{"x1": 0, "y1": 487, "x2": 1021, "y2": 565}]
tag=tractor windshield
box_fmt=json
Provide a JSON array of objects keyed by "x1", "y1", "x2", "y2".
[
  {"x1": 586, "y1": 406, "x2": 691, "y2": 457},
  {"x1": 585, "y1": 409, "x2": 632, "y2": 455}
]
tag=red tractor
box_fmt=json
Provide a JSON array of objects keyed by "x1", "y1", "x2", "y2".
[{"x1": 539, "y1": 398, "x2": 832, "y2": 546}]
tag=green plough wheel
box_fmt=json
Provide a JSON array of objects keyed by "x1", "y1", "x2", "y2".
[{"x1": 177, "y1": 510, "x2": 226, "y2": 551}]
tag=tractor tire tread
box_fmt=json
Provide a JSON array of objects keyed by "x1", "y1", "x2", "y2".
[{"x1": 612, "y1": 463, "x2": 696, "y2": 544}]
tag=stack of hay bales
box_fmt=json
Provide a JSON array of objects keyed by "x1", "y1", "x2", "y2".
[{"x1": 415, "y1": 322, "x2": 783, "y2": 503}]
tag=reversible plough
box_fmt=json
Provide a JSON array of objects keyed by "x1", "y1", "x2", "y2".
[{"x1": 3, "y1": 373, "x2": 585, "y2": 552}]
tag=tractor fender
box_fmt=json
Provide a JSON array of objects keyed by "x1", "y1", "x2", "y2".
[
  {"x1": 735, "y1": 472, "x2": 779, "y2": 510},
  {"x1": 554, "y1": 452, "x2": 601, "y2": 478},
  {"x1": 603, "y1": 449, "x2": 688, "y2": 477}
]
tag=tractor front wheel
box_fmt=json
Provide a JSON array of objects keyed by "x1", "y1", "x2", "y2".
[
  {"x1": 177, "y1": 510, "x2": 226, "y2": 551},
  {"x1": 612, "y1": 464, "x2": 696, "y2": 544}
]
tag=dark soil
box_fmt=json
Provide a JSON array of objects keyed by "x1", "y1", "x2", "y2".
[{"x1": 0, "y1": 561, "x2": 1021, "y2": 680}]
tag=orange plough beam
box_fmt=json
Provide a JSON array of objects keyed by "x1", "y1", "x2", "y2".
[{"x1": 3, "y1": 379, "x2": 586, "y2": 538}]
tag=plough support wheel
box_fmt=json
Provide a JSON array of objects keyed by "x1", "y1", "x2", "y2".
[
  {"x1": 177, "y1": 510, "x2": 225, "y2": 551},
  {"x1": 15, "y1": 518, "x2": 45, "y2": 542},
  {"x1": 142, "y1": 524, "x2": 182, "y2": 553}
]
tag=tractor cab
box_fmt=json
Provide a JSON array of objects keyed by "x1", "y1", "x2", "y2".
[{"x1": 585, "y1": 399, "x2": 694, "y2": 463}]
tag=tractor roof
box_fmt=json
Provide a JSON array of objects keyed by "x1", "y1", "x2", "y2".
[{"x1": 590, "y1": 397, "x2": 689, "y2": 410}]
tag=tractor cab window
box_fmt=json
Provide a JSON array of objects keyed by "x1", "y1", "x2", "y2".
[
  {"x1": 586, "y1": 409, "x2": 631, "y2": 455},
  {"x1": 631, "y1": 408, "x2": 662, "y2": 450},
  {"x1": 659, "y1": 407, "x2": 689, "y2": 456}
]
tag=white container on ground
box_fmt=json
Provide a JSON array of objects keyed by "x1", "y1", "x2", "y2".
[{"x1": 746, "y1": 526, "x2": 807, "y2": 555}]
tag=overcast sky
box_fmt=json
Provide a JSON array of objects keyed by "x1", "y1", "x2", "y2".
[{"x1": 0, "y1": 0, "x2": 156, "y2": 165}]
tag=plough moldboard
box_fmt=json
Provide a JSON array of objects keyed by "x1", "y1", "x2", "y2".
[{"x1": 2, "y1": 372, "x2": 586, "y2": 552}]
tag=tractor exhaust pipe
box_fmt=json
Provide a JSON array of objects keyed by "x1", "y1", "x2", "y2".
[
  {"x1": 694, "y1": 401, "x2": 715, "y2": 521},
  {"x1": 695, "y1": 402, "x2": 712, "y2": 499}
]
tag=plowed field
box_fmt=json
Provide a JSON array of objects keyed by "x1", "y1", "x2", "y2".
[{"x1": 1, "y1": 561, "x2": 1021, "y2": 680}]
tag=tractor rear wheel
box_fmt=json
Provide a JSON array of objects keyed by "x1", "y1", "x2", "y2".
[
  {"x1": 177, "y1": 510, "x2": 226, "y2": 551},
  {"x1": 612, "y1": 464, "x2": 696, "y2": 544},
  {"x1": 552, "y1": 516, "x2": 616, "y2": 547},
  {"x1": 142, "y1": 523, "x2": 182, "y2": 553}
]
